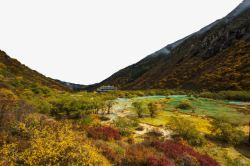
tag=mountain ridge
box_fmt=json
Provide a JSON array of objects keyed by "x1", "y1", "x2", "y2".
[
  {"x1": 89, "y1": 1, "x2": 250, "y2": 91},
  {"x1": 148, "y1": 0, "x2": 250, "y2": 60}
]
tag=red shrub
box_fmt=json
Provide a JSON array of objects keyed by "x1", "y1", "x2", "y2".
[
  {"x1": 176, "y1": 155, "x2": 199, "y2": 166},
  {"x1": 151, "y1": 140, "x2": 220, "y2": 166},
  {"x1": 87, "y1": 126, "x2": 121, "y2": 140},
  {"x1": 99, "y1": 144, "x2": 116, "y2": 161},
  {"x1": 146, "y1": 156, "x2": 174, "y2": 166},
  {"x1": 95, "y1": 142, "x2": 123, "y2": 165},
  {"x1": 123, "y1": 144, "x2": 158, "y2": 165}
]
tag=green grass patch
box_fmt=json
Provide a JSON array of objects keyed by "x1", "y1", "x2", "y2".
[{"x1": 163, "y1": 97, "x2": 250, "y2": 126}]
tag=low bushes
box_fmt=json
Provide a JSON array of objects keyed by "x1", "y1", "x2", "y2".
[
  {"x1": 176, "y1": 101, "x2": 193, "y2": 110},
  {"x1": 123, "y1": 144, "x2": 170, "y2": 166},
  {"x1": 46, "y1": 93, "x2": 117, "y2": 119},
  {"x1": 0, "y1": 114, "x2": 110, "y2": 166},
  {"x1": 78, "y1": 114, "x2": 100, "y2": 127},
  {"x1": 113, "y1": 140, "x2": 221, "y2": 166},
  {"x1": 199, "y1": 91, "x2": 250, "y2": 101},
  {"x1": 132, "y1": 102, "x2": 147, "y2": 118},
  {"x1": 113, "y1": 117, "x2": 139, "y2": 129},
  {"x1": 87, "y1": 126, "x2": 121, "y2": 141},
  {"x1": 95, "y1": 141, "x2": 125, "y2": 165},
  {"x1": 122, "y1": 140, "x2": 219, "y2": 166},
  {"x1": 152, "y1": 140, "x2": 220, "y2": 166},
  {"x1": 175, "y1": 155, "x2": 199, "y2": 166},
  {"x1": 210, "y1": 120, "x2": 245, "y2": 145},
  {"x1": 148, "y1": 102, "x2": 160, "y2": 118},
  {"x1": 146, "y1": 129, "x2": 164, "y2": 138},
  {"x1": 146, "y1": 156, "x2": 175, "y2": 166},
  {"x1": 168, "y1": 117, "x2": 205, "y2": 146},
  {"x1": 113, "y1": 117, "x2": 138, "y2": 136}
]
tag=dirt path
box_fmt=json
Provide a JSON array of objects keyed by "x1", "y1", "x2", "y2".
[{"x1": 135, "y1": 123, "x2": 171, "y2": 138}]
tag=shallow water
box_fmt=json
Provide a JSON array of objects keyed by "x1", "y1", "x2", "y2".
[
  {"x1": 134, "y1": 95, "x2": 166, "y2": 100},
  {"x1": 133, "y1": 95, "x2": 188, "y2": 100},
  {"x1": 227, "y1": 101, "x2": 250, "y2": 105},
  {"x1": 114, "y1": 95, "x2": 250, "y2": 125}
]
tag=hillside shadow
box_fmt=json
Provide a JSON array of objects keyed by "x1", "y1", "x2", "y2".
[{"x1": 235, "y1": 143, "x2": 250, "y2": 159}]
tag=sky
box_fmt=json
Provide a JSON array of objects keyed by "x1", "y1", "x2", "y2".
[{"x1": 0, "y1": 0, "x2": 243, "y2": 85}]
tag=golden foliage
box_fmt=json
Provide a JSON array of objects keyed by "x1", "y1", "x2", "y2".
[{"x1": 0, "y1": 114, "x2": 110, "y2": 166}]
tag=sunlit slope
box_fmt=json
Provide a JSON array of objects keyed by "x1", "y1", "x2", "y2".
[{"x1": 0, "y1": 50, "x2": 69, "y2": 92}]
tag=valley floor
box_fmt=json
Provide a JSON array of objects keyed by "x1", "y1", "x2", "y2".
[
  {"x1": 1, "y1": 89, "x2": 250, "y2": 165},
  {"x1": 101, "y1": 95, "x2": 250, "y2": 165}
]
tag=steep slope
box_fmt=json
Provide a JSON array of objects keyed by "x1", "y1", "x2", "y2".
[
  {"x1": 94, "y1": 0, "x2": 250, "y2": 91},
  {"x1": 0, "y1": 50, "x2": 69, "y2": 92}
]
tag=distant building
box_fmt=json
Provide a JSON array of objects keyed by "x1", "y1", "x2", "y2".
[{"x1": 97, "y1": 85, "x2": 117, "y2": 92}]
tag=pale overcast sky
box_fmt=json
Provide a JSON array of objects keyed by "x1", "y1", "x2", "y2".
[{"x1": 0, "y1": 0, "x2": 242, "y2": 84}]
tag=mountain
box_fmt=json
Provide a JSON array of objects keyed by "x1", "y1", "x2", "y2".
[
  {"x1": 91, "y1": 0, "x2": 250, "y2": 91},
  {"x1": 0, "y1": 50, "x2": 69, "y2": 92},
  {"x1": 58, "y1": 81, "x2": 87, "y2": 91}
]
